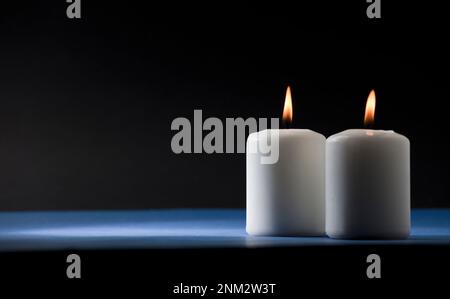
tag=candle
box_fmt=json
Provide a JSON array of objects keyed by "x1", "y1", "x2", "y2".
[
  {"x1": 246, "y1": 86, "x2": 326, "y2": 236},
  {"x1": 326, "y1": 90, "x2": 410, "y2": 239}
]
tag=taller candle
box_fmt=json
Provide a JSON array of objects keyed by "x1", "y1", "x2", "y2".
[
  {"x1": 246, "y1": 86, "x2": 326, "y2": 236},
  {"x1": 326, "y1": 90, "x2": 410, "y2": 239}
]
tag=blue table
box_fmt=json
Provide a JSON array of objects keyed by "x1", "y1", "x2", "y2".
[{"x1": 1, "y1": 209, "x2": 449, "y2": 251}]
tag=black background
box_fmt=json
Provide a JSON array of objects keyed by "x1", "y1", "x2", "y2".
[
  {"x1": 1, "y1": 246, "x2": 449, "y2": 293},
  {"x1": 0, "y1": 0, "x2": 449, "y2": 210}
]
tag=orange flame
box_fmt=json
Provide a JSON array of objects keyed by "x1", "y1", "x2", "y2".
[
  {"x1": 282, "y1": 86, "x2": 293, "y2": 125},
  {"x1": 364, "y1": 89, "x2": 376, "y2": 126}
]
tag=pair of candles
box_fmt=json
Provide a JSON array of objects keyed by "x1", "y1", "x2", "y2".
[{"x1": 246, "y1": 87, "x2": 410, "y2": 239}]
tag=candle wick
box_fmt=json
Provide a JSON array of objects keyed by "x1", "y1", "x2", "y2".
[
  {"x1": 283, "y1": 120, "x2": 292, "y2": 129},
  {"x1": 364, "y1": 123, "x2": 374, "y2": 130}
]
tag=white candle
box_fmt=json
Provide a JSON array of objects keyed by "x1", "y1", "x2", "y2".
[
  {"x1": 246, "y1": 87, "x2": 326, "y2": 236},
  {"x1": 326, "y1": 90, "x2": 410, "y2": 239}
]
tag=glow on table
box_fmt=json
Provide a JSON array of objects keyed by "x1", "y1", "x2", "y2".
[{"x1": 0, "y1": 209, "x2": 449, "y2": 251}]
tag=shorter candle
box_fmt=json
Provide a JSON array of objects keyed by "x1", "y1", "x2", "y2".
[
  {"x1": 326, "y1": 90, "x2": 410, "y2": 239},
  {"x1": 246, "y1": 87, "x2": 326, "y2": 236}
]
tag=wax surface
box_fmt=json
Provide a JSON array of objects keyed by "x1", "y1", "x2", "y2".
[
  {"x1": 246, "y1": 129, "x2": 325, "y2": 236},
  {"x1": 0, "y1": 209, "x2": 449, "y2": 251},
  {"x1": 326, "y1": 129, "x2": 410, "y2": 239}
]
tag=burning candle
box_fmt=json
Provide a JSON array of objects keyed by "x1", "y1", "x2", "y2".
[
  {"x1": 326, "y1": 90, "x2": 410, "y2": 239},
  {"x1": 246, "y1": 86, "x2": 326, "y2": 236}
]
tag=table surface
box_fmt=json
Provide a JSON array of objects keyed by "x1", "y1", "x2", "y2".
[{"x1": 1, "y1": 209, "x2": 449, "y2": 251}]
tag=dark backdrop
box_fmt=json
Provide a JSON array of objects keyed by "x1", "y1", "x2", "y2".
[{"x1": 0, "y1": 1, "x2": 448, "y2": 210}]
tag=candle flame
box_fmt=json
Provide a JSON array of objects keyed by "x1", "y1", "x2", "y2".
[
  {"x1": 282, "y1": 86, "x2": 293, "y2": 125},
  {"x1": 364, "y1": 89, "x2": 376, "y2": 126}
]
